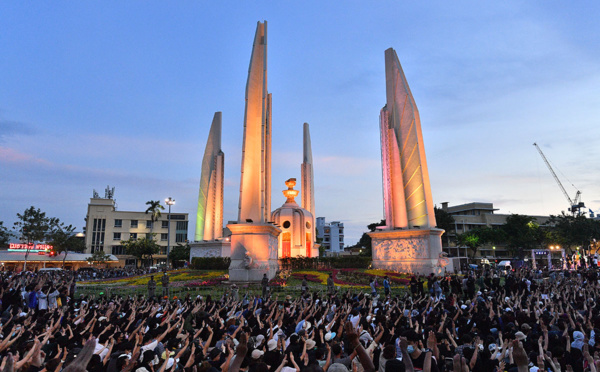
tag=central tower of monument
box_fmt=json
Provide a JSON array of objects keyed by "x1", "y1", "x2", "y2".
[
  {"x1": 369, "y1": 48, "x2": 451, "y2": 275},
  {"x1": 229, "y1": 21, "x2": 281, "y2": 282}
]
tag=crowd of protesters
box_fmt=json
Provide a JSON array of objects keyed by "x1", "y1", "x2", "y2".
[
  {"x1": 1, "y1": 265, "x2": 600, "y2": 372},
  {"x1": 76, "y1": 267, "x2": 160, "y2": 282}
]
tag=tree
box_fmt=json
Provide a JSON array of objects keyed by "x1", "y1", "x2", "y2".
[
  {"x1": 12, "y1": 206, "x2": 60, "y2": 270},
  {"x1": 145, "y1": 200, "x2": 164, "y2": 235},
  {"x1": 547, "y1": 213, "x2": 600, "y2": 253},
  {"x1": 86, "y1": 250, "x2": 112, "y2": 267},
  {"x1": 501, "y1": 214, "x2": 544, "y2": 258},
  {"x1": 434, "y1": 206, "x2": 455, "y2": 246},
  {"x1": 355, "y1": 219, "x2": 386, "y2": 257},
  {"x1": 122, "y1": 237, "x2": 160, "y2": 267},
  {"x1": 456, "y1": 231, "x2": 483, "y2": 259},
  {"x1": 48, "y1": 224, "x2": 86, "y2": 268},
  {"x1": 0, "y1": 221, "x2": 11, "y2": 248},
  {"x1": 169, "y1": 243, "x2": 190, "y2": 268}
]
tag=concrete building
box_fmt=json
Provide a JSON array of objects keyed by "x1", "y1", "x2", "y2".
[
  {"x1": 85, "y1": 195, "x2": 189, "y2": 267},
  {"x1": 440, "y1": 201, "x2": 551, "y2": 261},
  {"x1": 316, "y1": 217, "x2": 344, "y2": 255}
]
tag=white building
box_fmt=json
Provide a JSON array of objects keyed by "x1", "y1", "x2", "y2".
[
  {"x1": 85, "y1": 194, "x2": 189, "y2": 267},
  {"x1": 316, "y1": 217, "x2": 344, "y2": 255}
]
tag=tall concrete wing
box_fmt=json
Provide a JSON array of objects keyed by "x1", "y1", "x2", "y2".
[
  {"x1": 383, "y1": 48, "x2": 436, "y2": 229},
  {"x1": 301, "y1": 122, "x2": 315, "y2": 218},
  {"x1": 195, "y1": 112, "x2": 224, "y2": 241},
  {"x1": 238, "y1": 21, "x2": 271, "y2": 224},
  {"x1": 380, "y1": 106, "x2": 407, "y2": 229}
]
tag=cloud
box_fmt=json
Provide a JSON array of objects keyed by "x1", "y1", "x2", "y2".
[
  {"x1": 0, "y1": 146, "x2": 52, "y2": 166},
  {"x1": 0, "y1": 120, "x2": 35, "y2": 143}
]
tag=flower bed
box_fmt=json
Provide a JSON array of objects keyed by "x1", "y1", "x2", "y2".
[
  {"x1": 290, "y1": 268, "x2": 411, "y2": 289},
  {"x1": 79, "y1": 270, "x2": 226, "y2": 287}
]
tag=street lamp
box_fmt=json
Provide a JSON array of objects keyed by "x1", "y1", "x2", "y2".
[{"x1": 165, "y1": 197, "x2": 175, "y2": 270}]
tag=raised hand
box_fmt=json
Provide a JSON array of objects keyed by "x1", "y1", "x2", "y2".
[{"x1": 63, "y1": 338, "x2": 97, "y2": 372}]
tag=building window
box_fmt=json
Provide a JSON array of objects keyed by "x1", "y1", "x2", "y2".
[
  {"x1": 282, "y1": 221, "x2": 291, "y2": 229},
  {"x1": 162, "y1": 221, "x2": 169, "y2": 228},
  {"x1": 131, "y1": 220, "x2": 138, "y2": 228},
  {"x1": 125, "y1": 259, "x2": 136, "y2": 266},
  {"x1": 161, "y1": 233, "x2": 168, "y2": 241},
  {"x1": 130, "y1": 233, "x2": 137, "y2": 240},
  {"x1": 175, "y1": 233, "x2": 186, "y2": 243},
  {"x1": 176, "y1": 221, "x2": 188, "y2": 231},
  {"x1": 114, "y1": 219, "x2": 122, "y2": 228},
  {"x1": 91, "y1": 218, "x2": 106, "y2": 253},
  {"x1": 112, "y1": 245, "x2": 126, "y2": 255},
  {"x1": 113, "y1": 232, "x2": 121, "y2": 241},
  {"x1": 146, "y1": 233, "x2": 153, "y2": 240},
  {"x1": 146, "y1": 220, "x2": 153, "y2": 229}
]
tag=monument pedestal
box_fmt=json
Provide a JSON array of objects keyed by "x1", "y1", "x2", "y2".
[
  {"x1": 189, "y1": 240, "x2": 231, "y2": 259},
  {"x1": 228, "y1": 223, "x2": 281, "y2": 282},
  {"x1": 369, "y1": 228, "x2": 452, "y2": 275}
]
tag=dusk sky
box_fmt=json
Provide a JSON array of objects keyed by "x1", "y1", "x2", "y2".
[{"x1": 1, "y1": 1, "x2": 599, "y2": 244}]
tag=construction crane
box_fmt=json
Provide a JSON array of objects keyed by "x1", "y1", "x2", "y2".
[{"x1": 533, "y1": 143, "x2": 585, "y2": 215}]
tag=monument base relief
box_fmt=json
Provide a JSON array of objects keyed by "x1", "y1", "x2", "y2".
[
  {"x1": 369, "y1": 228, "x2": 451, "y2": 275},
  {"x1": 228, "y1": 223, "x2": 281, "y2": 282}
]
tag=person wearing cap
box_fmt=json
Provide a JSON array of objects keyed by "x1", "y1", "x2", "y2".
[
  {"x1": 147, "y1": 276, "x2": 156, "y2": 299},
  {"x1": 383, "y1": 276, "x2": 391, "y2": 297},
  {"x1": 369, "y1": 277, "x2": 378, "y2": 298},
  {"x1": 301, "y1": 275, "x2": 308, "y2": 295},
  {"x1": 261, "y1": 273, "x2": 269, "y2": 299},
  {"x1": 327, "y1": 273, "x2": 335, "y2": 296},
  {"x1": 231, "y1": 283, "x2": 239, "y2": 301},
  {"x1": 161, "y1": 271, "x2": 169, "y2": 298},
  {"x1": 264, "y1": 338, "x2": 282, "y2": 367}
]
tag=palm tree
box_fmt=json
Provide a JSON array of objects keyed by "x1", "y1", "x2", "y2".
[{"x1": 145, "y1": 200, "x2": 165, "y2": 236}]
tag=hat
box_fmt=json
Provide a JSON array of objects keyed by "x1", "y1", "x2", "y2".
[
  {"x1": 521, "y1": 324, "x2": 532, "y2": 331},
  {"x1": 325, "y1": 332, "x2": 336, "y2": 342},
  {"x1": 488, "y1": 343, "x2": 497, "y2": 351},
  {"x1": 208, "y1": 348, "x2": 221, "y2": 360},
  {"x1": 304, "y1": 321, "x2": 312, "y2": 331},
  {"x1": 285, "y1": 295, "x2": 292, "y2": 300},
  {"x1": 515, "y1": 331, "x2": 527, "y2": 341},
  {"x1": 256, "y1": 334, "x2": 265, "y2": 344},
  {"x1": 505, "y1": 308, "x2": 512, "y2": 312},
  {"x1": 461, "y1": 304, "x2": 468, "y2": 310},
  {"x1": 267, "y1": 339, "x2": 277, "y2": 351},
  {"x1": 573, "y1": 331, "x2": 584, "y2": 341},
  {"x1": 251, "y1": 349, "x2": 264, "y2": 359},
  {"x1": 328, "y1": 363, "x2": 349, "y2": 372},
  {"x1": 305, "y1": 339, "x2": 316, "y2": 349},
  {"x1": 477, "y1": 291, "x2": 482, "y2": 296}
]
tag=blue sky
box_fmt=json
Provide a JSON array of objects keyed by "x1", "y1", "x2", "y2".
[{"x1": 1, "y1": 1, "x2": 599, "y2": 244}]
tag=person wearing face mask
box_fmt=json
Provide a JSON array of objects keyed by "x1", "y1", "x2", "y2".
[{"x1": 406, "y1": 331, "x2": 439, "y2": 372}]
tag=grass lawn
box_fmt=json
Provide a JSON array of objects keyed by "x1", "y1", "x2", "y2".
[{"x1": 75, "y1": 268, "x2": 415, "y2": 299}]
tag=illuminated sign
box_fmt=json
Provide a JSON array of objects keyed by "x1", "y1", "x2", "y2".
[{"x1": 8, "y1": 243, "x2": 53, "y2": 252}]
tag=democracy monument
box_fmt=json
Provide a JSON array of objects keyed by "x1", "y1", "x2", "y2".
[{"x1": 190, "y1": 21, "x2": 450, "y2": 281}]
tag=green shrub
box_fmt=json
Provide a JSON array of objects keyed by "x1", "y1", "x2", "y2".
[{"x1": 190, "y1": 257, "x2": 231, "y2": 270}]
